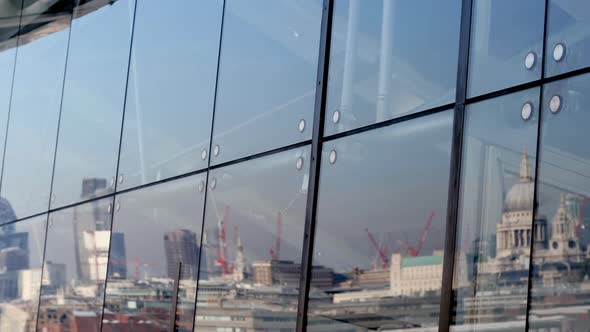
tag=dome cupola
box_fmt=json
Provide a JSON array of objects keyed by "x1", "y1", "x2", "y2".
[{"x1": 503, "y1": 146, "x2": 534, "y2": 213}]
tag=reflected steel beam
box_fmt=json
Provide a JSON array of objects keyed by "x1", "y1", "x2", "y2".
[
  {"x1": 338, "y1": 0, "x2": 359, "y2": 131},
  {"x1": 376, "y1": 0, "x2": 393, "y2": 122}
]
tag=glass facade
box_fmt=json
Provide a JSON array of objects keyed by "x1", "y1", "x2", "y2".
[{"x1": 0, "y1": 1, "x2": 589, "y2": 331}]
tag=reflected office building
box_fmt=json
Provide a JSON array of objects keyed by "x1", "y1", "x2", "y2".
[{"x1": 1, "y1": 0, "x2": 590, "y2": 331}]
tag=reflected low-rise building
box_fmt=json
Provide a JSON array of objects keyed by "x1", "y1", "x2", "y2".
[
  {"x1": 332, "y1": 250, "x2": 462, "y2": 304},
  {"x1": 253, "y1": 260, "x2": 333, "y2": 289}
]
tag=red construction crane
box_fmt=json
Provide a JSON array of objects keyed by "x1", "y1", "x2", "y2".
[
  {"x1": 215, "y1": 206, "x2": 231, "y2": 275},
  {"x1": 407, "y1": 211, "x2": 435, "y2": 257},
  {"x1": 270, "y1": 212, "x2": 283, "y2": 260},
  {"x1": 132, "y1": 256, "x2": 158, "y2": 281},
  {"x1": 366, "y1": 228, "x2": 388, "y2": 269}
]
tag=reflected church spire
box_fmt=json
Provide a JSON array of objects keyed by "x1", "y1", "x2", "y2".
[{"x1": 520, "y1": 145, "x2": 532, "y2": 182}]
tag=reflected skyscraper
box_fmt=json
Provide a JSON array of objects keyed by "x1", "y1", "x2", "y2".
[
  {"x1": 107, "y1": 233, "x2": 126, "y2": 279},
  {"x1": 74, "y1": 179, "x2": 112, "y2": 282},
  {"x1": 164, "y1": 229, "x2": 200, "y2": 279},
  {"x1": 0, "y1": 231, "x2": 29, "y2": 272}
]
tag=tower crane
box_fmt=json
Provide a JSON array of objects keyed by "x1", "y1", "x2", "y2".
[
  {"x1": 366, "y1": 228, "x2": 388, "y2": 269},
  {"x1": 406, "y1": 211, "x2": 436, "y2": 257}
]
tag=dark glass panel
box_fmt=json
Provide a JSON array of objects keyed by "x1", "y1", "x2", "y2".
[
  {"x1": 210, "y1": 0, "x2": 322, "y2": 164},
  {"x1": 307, "y1": 111, "x2": 453, "y2": 330},
  {"x1": 51, "y1": 0, "x2": 135, "y2": 208},
  {"x1": 325, "y1": 0, "x2": 460, "y2": 136},
  {"x1": 451, "y1": 88, "x2": 541, "y2": 329},
  {"x1": 103, "y1": 174, "x2": 206, "y2": 332},
  {"x1": 195, "y1": 146, "x2": 310, "y2": 331},
  {"x1": 117, "y1": 0, "x2": 223, "y2": 191}
]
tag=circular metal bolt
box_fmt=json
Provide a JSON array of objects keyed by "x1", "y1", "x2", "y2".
[
  {"x1": 213, "y1": 145, "x2": 220, "y2": 157},
  {"x1": 524, "y1": 51, "x2": 536, "y2": 70},
  {"x1": 553, "y1": 43, "x2": 565, "y2": 62},
  {"x1": 329, "y1": 150, "x2": 337, "y2": 164},
  {"x1": 118, "y1": 174, "x2": 124, "y2": 185},
  {"x1": 298, "y1": 119, "x2": 306, "y2": 133},
  {"x1": 332, "y1": 110, "x2": 340, "y2": 124},
  {"x1": 107, "y1": 204, "x2": 112, "y2": 213},
  {"x1": 110, "y1": 177, "x2": 116, "y2": 187},
  {"x1": 115, "y1": 202, "x2": 121, "y2": 212},
  {"x1": 201, "y1": 149, "x2": 208, "y2": 160},
  {"x1": 549, "y1": 95, "x2": 562, "y2": 113},
  {"x1": 198, "y1": 180, "x2": 205, "y2": 193},
  {"x1": 210, "y1": 177, "x2": 217, "y2": 190},
  {"x1": 521, "y1": 102, "x2": 533, "y2": 120},
  {"x1": 296, "y1": 156, "x2": 304, "y2": 170}
]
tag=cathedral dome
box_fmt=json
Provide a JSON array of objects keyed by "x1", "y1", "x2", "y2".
[
  {"x1": 504, "y1": 181, "x2": 534, "y2": 212},
  {"x1": 503, "y1": 146, "x2": 534, "y2": 213}
]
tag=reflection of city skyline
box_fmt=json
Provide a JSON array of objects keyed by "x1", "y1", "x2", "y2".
[
  {"x1": 0, "y1": 1, "x2": 587, "y2": 331},
  {"x1": 0, "y1": 151, "x2": 589, "y2": 332}
]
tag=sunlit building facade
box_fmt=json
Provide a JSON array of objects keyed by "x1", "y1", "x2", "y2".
[{"x1": 0, "y1": 0, "x2": 589, "y2": 332}]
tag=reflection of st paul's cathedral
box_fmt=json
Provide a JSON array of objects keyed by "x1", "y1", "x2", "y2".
[{"x1": 478, "y1": 147, "x2": 588, "y2": 284}]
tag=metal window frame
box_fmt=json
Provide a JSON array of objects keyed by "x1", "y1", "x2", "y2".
[
  {"x1": 6, "y1": 0, "x2": 590, "y2": 331},
  {"x1": 524, "y1": 0, "x2": 550, "y2": 331},
  {"x1": 296, "y1": 0, "x2": 333, "y2": 331},
  {"x1": 438, "y1": 0, "x2": 473, "y2": 331}
]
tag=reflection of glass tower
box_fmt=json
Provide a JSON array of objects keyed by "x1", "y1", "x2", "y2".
[
  {"x1": 74, "y1": 179, "x2": 113, "y2": 282},
  {"x1": 108, "y1": 233, "x2": 127, "y2": 279},
  {"x1": 0, "y1": 232, "x2": 29, "y2": 271},
  {"x1": 81, "y1": 177, "x2": 108, "y2": 200},
  {"x1": 0, "y1": 231, "x2": 29, "y2": 300},
  {"x1": 202, "y1": 227, "x2": 216, "y2": 278},
  {"x1": 164, "y1": 230, "x2": 200, "y2": 279}
]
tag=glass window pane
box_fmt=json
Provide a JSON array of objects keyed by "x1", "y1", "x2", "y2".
[
  {"x1": 0, "y1": 215, "x2": 47, "y2": 331},
  {"x1": 117, "y1": 0, "x2": 223, "y2": 191},
  {"x1": 51, "y1": 0, "x2": 135, "y2": 208},
  {"x1": 468, "y1": 0, "x2": 545, "y2": 98},
  {"x1": 195, "y1": 146, "x2": 310, "y2": 331},
  {"x1": 103, "y1": 174, "x2": 206, "y2": 331},
  {"x1": 545, "y1": 0, "x2": 590, "y2": 77},
  {"x1": 451, "y1": 88, "x2": 540, "y2": 329},
  {"x1": 37, "y1": 197, "x2": 113, "y2": 331},
  {"x1": 325, "y1": 0, "x2": 461, "y2": 136},
  {"x1": 210, "y1": 0, "x2": 322, "y2": 165},
  {"x1": 528, "y1": 74, "x2": 590, "y2": 330},
  {"x1": 0, "y1": 9, "x2": 71, "y2": 222},
  {"x1": 307, "y1": 111, "x2": 453, "y2": 331}
]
